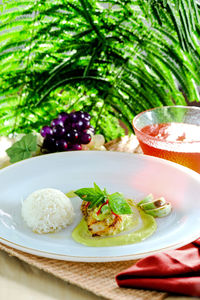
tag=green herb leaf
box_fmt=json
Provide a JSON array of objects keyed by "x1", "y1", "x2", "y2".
[
  {"x1": 90, "y1": 195, "x2": 105, "y2": 208},
  {"x1": 75, "y1": 183, "x2": 132, "y2": 214},
  {"x1": 108, "y1": 192, "x2": 132, "y2": 215},
  {"x1": 74, "y1": 187, "x2": 97, "y2": 202},
  {"x1": 75, "y1": 183, "x2": 105, "y2": 208},
  {"x1": 93, "y1": 182, "x2": 103, "y2": 194},
  {"x1": 6, "y1": 134, "x2": 37, "y2": 163},
  {"x1": 101, "y1": 205, "x2": 111, "y2": 215}
]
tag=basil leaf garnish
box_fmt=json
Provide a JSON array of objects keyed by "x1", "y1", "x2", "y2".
[
  {"x1": 75, "y1": 183, "x2": 132, "y2": 215},
  {"x1": 108, "y1": 192, "x2": 132, "y2": 215}
]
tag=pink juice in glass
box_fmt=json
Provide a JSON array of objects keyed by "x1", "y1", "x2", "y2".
[{"x1": 133, "y1": 107, "x2": 200, "y2": 173}]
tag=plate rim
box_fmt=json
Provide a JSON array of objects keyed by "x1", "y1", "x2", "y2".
[
  {"x1": 1, "y1": 150, "x2": 200, "y2": 182},
  {"x1": 1, "y1": 150, "x2": 200, "y2": 262},
  {"x1": 1, "y1": 231, "x2": 200, "y2": 262}
]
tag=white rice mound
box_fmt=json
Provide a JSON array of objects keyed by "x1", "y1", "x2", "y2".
[{"x1": 21, "y1": 188, "x2": 75, "y2": 234}]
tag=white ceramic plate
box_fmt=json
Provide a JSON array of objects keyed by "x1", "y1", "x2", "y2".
[{"x1": 0, "y1": 151, "x2": 200, "y2": 262}]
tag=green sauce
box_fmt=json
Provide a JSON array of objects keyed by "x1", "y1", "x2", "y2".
[
  {"x1": 72, "y1": 207, "x2": 157, "y2": 247},
  {"x1": 66, "y1": 191, "x2": 76, "y2": 198}
]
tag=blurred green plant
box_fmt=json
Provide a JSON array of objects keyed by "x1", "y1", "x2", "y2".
[{"x1": 0, "y1": 0, "x2": 200, "y2": 141}]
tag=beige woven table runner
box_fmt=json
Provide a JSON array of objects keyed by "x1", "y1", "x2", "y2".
[{"x1": 0, "y1": 135, "x2": 167, "y2": 300}]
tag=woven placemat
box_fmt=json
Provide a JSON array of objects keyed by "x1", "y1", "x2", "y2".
[{"x1": 0, "y1": 135, "x2": 167, "y2": 300}]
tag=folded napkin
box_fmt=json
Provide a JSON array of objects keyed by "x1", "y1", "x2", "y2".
[{"x1": 116, "y1": 239, "x2": 200, "y2": 297}]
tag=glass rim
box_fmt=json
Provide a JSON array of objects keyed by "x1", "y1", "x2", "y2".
[{"x1": 132, "y1": 105, "x2": 200, "y2": 144}]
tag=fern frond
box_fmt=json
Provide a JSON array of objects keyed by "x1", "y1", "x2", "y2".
[{"x1": 0, "y1": 0, "x2": 199, "y2": 140}]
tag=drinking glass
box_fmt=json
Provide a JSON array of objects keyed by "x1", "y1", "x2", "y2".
[{"x1": 133, "y1": 106, "x2": 200, "y2": 173}]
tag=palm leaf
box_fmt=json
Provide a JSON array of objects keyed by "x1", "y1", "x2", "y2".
[{"x1": 0, "y1": 0, "x2": 199, "y2": 140}]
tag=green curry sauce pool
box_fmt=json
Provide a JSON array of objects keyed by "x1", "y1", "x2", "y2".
[{"x1": 67, "y1": 192, "x2": 157, "y2": 247}]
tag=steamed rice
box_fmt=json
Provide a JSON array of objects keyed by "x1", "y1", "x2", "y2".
[{"x1": 21, "y1": 188, "x2": 75, "y2": 234}]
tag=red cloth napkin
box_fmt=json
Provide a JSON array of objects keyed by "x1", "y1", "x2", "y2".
[{"x1": 116, "y1": 239, "x2": 200, "y2": 296}]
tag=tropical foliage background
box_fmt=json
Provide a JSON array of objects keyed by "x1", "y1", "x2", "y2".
[{"x1": 0, "y1": 0, "x2": 200, "y2": 141}]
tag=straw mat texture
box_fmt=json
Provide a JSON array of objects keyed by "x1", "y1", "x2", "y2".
[{"x1": 0, "y1": 243, "x2": 167, "y2": 300}]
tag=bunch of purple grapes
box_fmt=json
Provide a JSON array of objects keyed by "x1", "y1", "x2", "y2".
[{"x1": 40, "y1": 111, "x2": 94, "y2": 152}]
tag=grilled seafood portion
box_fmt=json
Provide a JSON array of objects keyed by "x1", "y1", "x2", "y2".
[{"x1": 81, "y1": 201, "x2": 128, "y2": 237}]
